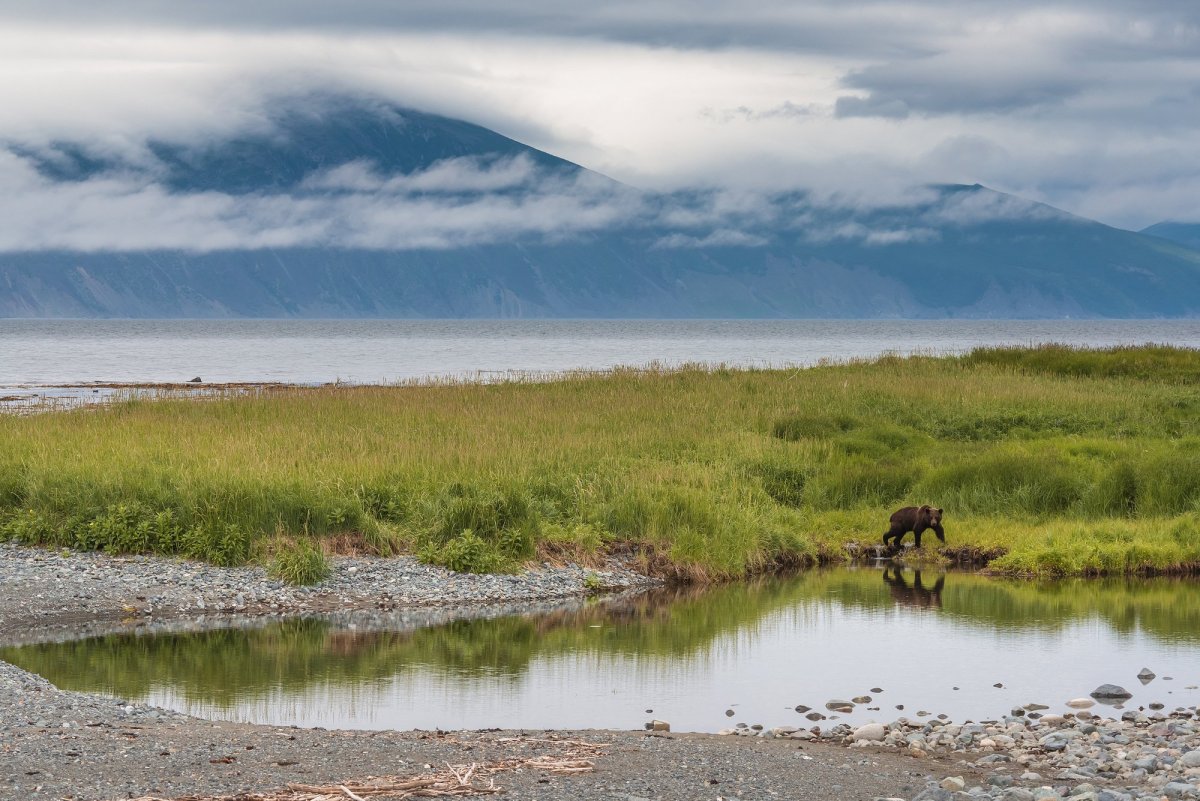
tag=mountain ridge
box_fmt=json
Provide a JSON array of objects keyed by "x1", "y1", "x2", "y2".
[
  {"x1": 1141, "y1": 222, "x2": 1200, "y2": 252},
  {"x1": 3, "y1": 94, "x2": 1200, "y2": 319}
]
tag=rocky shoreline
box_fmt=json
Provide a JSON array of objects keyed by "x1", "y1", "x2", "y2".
[
  {"x1": 2, "y1": 542, "x2": 1199, "y2": 801},
  {"x1": 0, "y1": 542, "x2": 661, "y2": 643},
  {"x1": 721, "y1": 704, "x2": 1200, "y2": 801}
]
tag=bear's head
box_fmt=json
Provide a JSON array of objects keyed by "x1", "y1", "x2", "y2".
[{"x1": 919, "y1": 505, "x2": 945, "y2": 541}]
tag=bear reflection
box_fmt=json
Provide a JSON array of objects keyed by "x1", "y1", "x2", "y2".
[{"x1": 881, "y1": 566, "x2": 945, "y2": 609}]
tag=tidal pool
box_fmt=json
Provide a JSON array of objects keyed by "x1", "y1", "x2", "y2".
[{"x1": 5, "y1": 566, "x2": 1199, "y2": 733}]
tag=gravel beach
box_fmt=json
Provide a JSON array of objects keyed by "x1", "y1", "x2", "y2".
[
  {"x1": 2, "y1": 542, "x2": 1199, "y2": 801},
  {"x1": 0, "y1": 542, "x2": 660, "y2": 644}
]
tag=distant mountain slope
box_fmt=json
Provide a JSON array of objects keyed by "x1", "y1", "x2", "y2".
[
  {"x1": 1141, "y1": 222, "x2": 1200, "y2": 252},
  {"x1": 17, "y1": 94, "x2": 580, "y2": 194},
  {"x1": 3, "y1": 95, "x2": 1200, "y2": 319}
]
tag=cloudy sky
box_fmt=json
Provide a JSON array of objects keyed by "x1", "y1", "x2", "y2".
[{"x1": 1, "y1": 0, "x2": 1198, "y2": 238}]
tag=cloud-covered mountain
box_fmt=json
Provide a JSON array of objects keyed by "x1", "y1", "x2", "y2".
[{"x1": 3, "y1": 94, "x2": 1200, "y2": 319}]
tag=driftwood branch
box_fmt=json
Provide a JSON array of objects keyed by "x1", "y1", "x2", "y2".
[{"x1": 120, "y1": 739, "x2": 605, "y2": 801}]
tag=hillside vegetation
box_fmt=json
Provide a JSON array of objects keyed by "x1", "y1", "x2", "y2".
[{"x1": 2, "y1": 344, "x2": 1199, "y2": 581}]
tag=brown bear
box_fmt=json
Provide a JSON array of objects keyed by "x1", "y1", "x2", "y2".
[{"x1": 883, "y1": 505, "x2": 945, "y2": 551}]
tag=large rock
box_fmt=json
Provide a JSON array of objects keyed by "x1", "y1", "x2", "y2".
[
  {"x1": 825, "y1": 699, "x2": 855, "y2": 712},
  {"x1": 1162, "y1": 782, "x2": 1199, "y2": 800},
  {"x1": 850, "y1": 723, "x2": 886, "y2": 742},
  {"x1": 1066, "y1": 698, "x2": 1095, "y2": 709},
  {"x1": 940, "y1": 776, "x2": 965, "y2": 792},
  {"x1": 1090, "y1": 683, "x2": 1133, "y2": 699}
]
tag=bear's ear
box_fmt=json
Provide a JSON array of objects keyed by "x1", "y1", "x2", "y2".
[
  {"x1": 918, "y1": 504, "x2": 930, "y2": 512},
  {"x1": 936, "y1": 507, "x2": 943, "y2": 514}
]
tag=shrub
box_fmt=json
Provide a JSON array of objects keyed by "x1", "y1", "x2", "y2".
[
  {"x1": 420, "y1": 529, "x2": 501, "y2": 573},
  {"x1": 86, "y1": 503, "x2": 182, "y2": 555},
  {"x1": 268, "y1": 538, "x2": 331, "y2": 585},
  {"x1": 358, "y1": 484, "x2": 411, "y2": 523},
  {"x1": 0, "y1": 508, "x2": 59, "y2": 545},
  {"x1": 182, "y1": 520, "x2": 253, "y2": 566},
  {"x1": 426, "y1": 484, "x2": 536, "y2": 555}
]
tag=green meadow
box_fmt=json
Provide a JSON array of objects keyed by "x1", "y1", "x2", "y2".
[{"x1": 2, "y1": 344, "x2": 1199, "y2": 581}]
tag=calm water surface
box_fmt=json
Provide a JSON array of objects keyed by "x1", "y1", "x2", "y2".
[
  {"x1": 3, "y1": 319, "x2": 1200, "y2": 387},
  {"x1": 6, "y1": 567, "x2": 1198, "y2": 733}
]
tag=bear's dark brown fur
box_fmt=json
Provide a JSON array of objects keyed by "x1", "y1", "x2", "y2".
[{"x1": 882, "y1": 505, "x2": 945, "y2": 551}]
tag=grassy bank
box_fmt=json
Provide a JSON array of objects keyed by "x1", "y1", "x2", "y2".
[{"x1": 2, "y1": 345, "x2": 1200, "y2": 580}]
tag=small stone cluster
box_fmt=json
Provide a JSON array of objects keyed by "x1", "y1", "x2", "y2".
[{"x1": 723, "y1": 698, "x2": 1200, "y2": 801}]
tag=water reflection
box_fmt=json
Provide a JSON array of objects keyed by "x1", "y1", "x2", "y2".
[
  {"x1": 881, "y1": 566, "x2": 945, "y2": 609},
  {"x1": 3, "y1": 567, "x2": 1198, "y2": 732}
]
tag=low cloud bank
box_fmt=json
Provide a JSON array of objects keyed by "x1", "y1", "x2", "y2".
[{"x1": 0, "y1": 144, "x2": 1083, "y2": 254}]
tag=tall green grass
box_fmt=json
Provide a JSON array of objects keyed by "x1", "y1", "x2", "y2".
[{"x1": 1, "y1": 345, "x2": 1199, "y2": 579}]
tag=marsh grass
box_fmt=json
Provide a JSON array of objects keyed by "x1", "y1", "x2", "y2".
[{"x1": 2, "y1": 345, "x2": 1199, "y2": 580}]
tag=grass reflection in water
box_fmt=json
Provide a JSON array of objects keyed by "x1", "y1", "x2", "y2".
[{"x1": 4, "y1": 567, "x2": 1198, "y2": 713}]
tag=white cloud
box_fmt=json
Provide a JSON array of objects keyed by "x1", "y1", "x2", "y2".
[
  {"x1": 304, "y1": 154, "x2": 542, "y2": 194},
  {"x1": 0, "y1": 150, "x2": 646, "y2": 252},
  {"x1": 652, "y1": 229, "x2": 768, "y2": 249}
]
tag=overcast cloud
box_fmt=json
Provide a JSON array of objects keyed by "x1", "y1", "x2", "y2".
[{"x1": 0, "y1": 2, "x2": 1198, "y2": 234}]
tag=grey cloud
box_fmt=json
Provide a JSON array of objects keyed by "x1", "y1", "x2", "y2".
[
  {"x1": 0, "y1": 3, "x2": 1199, "y2": 228},
  {"x1": 0, "y1": 2, "x2": 972, "y2": 55},
  {"x1": 833, "y1": 95, "x2": 910, "y2": 120},
  {"x1": 837, "y1": 62, "x2": 1087, "y2": 118},
  {"x1": 6, "y1": 1, "x2": 1198, "y2": 57}
]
